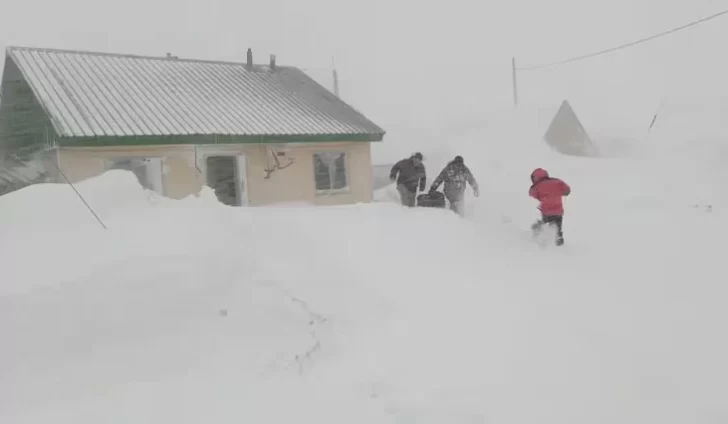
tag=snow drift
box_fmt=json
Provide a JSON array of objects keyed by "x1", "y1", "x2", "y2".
[{"x1": 2, "y1": 104, "x2": 728, "y2": 423}]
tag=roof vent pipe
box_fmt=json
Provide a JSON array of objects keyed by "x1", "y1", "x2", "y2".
[{"x1": 246, "y1": 48, "x2": 253, "y2": 69}]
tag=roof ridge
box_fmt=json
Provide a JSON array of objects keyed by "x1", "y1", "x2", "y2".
[{"x1": 5, "y1": 45, "x2": 293, "y2": 70}]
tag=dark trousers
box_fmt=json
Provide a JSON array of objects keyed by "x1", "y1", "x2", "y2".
[
  {"x1": 531, "y1": 215, "x2": 564, "y2": 245},
  {"x1": 397, "y1": 184, "x2": 417, "y2": 207}
]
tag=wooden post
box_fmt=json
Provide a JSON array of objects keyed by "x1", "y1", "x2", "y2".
[{"x1": 512, "y1": 57, "x2": 519, "y2": 107}]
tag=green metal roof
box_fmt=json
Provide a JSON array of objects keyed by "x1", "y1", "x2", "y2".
[{"x1": 3, "y1": 46, "x2": 385, "y2": 142}]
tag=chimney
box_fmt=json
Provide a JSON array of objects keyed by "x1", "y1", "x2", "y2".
[
  {"x1": 246, "y1": 48, "x2": 253, "y2": 69},
  {"x1": 270, "y1": 54, "x2": 276, "y2": 70}
]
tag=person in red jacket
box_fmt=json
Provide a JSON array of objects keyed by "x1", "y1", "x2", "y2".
[{"x1": 529, "y1": 168, "x2": 571, "y2": 246}]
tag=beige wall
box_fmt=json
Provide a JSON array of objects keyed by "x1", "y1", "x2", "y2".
[
  {"x1": 242, "y1": 142, "x2": 373, "y2": 206},
  {"x1": 57, "y1": 145, "x2": 205, "y2": 200},
  {"x1": 57, "y1": 141, "x2": 374, "y2": 206}
]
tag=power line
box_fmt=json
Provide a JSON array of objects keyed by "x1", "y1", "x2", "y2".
[{"x1": 518, "y1": 7, "x2": 728, "y2": 71}]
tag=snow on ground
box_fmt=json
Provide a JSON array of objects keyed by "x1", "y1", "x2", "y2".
[{"x1": 2, "y1": 104, "x2": 728, "y2": 423}]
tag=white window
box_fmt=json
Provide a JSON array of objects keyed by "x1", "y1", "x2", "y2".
[
  {"x1": 313, "y1": 152, "x2": 349, "y2": 194},
  {"x1": 105, "y1": 157, "x2": 164, "y2": 194}
]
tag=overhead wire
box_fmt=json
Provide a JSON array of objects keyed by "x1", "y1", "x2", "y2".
[{"x1": 518, "y1": 7, "x2": 728, "y2": 71}]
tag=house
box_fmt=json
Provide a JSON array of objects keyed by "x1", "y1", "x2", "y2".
[{"x1": 0, "y1": 46, "x2": 386, "y2": 206}]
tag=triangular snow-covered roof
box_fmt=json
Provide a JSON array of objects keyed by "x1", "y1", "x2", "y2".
[
  {"x1": 543, "y1": 99, "x2": 597, "y2": 156},
  {"x1": 535, "y1": 104, "x2": 562, "y2": 134}
]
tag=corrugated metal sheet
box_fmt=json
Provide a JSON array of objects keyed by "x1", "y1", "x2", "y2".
[
  {"x1": 5, "y1": 46, "x2": 385, "y2": 138},
  {"x1": 0, "y1": 156, "x2": 48, "y2": 195}
]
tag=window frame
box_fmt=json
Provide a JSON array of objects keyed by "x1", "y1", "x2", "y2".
[
  {"x1": 104, "y1": 156, "x2": 165, "y2": 194},
  {"x1": 312, "y1": 151, "x2": 350, "y2": 195}
]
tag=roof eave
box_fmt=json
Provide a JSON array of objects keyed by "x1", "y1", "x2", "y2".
[{"x1": 56, "y1": 132, "x2": 386, "y2": 147}]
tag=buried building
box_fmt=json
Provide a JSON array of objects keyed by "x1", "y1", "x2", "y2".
[
  {"x1": 542, "y1": 99, "x2": 598, "y2": 157},
  {"x1": 0, "y1": 46, "x2": 386, "y2": 205}
]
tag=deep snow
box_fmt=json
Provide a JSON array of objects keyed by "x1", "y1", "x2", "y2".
[{"x1": 2, "y1": 105, "x2": 728, "y2": 423}]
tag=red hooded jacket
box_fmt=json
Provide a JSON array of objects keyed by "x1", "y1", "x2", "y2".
[{"x1": 529, "y1": 168, "x2": 571, "y2": 216}]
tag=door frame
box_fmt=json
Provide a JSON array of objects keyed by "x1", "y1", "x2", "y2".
[
  {"x1": 143, "y1": 157, "x2": 164, "y2": 194},
  {"x1": 200, "y1": 150, "x2": 249, "y2": 206},
  {"x1": 235, "y1": 155, "x2": 249, "y2": 206}
]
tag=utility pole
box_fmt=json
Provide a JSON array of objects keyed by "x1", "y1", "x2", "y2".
[{"x1": 512, "y1": 57, "x2": 519, "y2": 107}]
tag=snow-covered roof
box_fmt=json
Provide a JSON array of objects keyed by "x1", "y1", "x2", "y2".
[{"x1": 3, "y1": 46, "x2": 385, "y2": 140}]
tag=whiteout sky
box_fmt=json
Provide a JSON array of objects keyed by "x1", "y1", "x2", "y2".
[{"x1": 2, "y1": 0, "x2": 727, "y2": 162}]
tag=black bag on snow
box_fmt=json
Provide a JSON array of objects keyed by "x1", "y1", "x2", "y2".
[{"x1": 417, "y1": 190, "x2": 446, "y2": 208}]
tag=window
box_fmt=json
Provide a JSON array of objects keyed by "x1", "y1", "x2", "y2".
[
  {"x1": 106, "y1": 157, "x2": 164, "y2": 194},
  {"x1": 313, "y1": 152, "x2": 348, "y2": 193}
]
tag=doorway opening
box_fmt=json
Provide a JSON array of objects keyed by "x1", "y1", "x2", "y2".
[{"x1": 206, "y1": 155, "x2": 247, "y2": 206}]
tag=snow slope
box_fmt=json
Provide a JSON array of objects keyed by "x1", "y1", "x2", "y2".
[{"x1": 2, "y1": 105, "x2": 728, "y2": 423}]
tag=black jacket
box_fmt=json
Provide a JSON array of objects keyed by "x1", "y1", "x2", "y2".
[{"x1": 390, "y1": 158, "x2": 426, "y2": 193}]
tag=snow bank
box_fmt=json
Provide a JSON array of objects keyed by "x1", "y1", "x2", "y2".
[
  {"x1": 2, "y1": 102, "x2": 728, "y2": 423},
  {"x1": 0, "y1": 170, "x2": 227, "y2": 295},
  {"x1": 0, "y1": 170, "x2": 212, "y2": 236},
  {"x1": 372, "y1": 183, "x2": 400, "y2": 203}
]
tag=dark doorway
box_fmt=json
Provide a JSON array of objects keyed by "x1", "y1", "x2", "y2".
[{"x1": 206, "y1": 156, "x2": 239, "y2": 206}]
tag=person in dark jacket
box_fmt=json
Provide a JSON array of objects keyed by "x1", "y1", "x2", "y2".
[
  {"x1": 390, "y1": 152, "x2": 427, "y2": 207},
  {"x1": 529, "y1": 167, "x2": 571, "y2": 246},
  {"x1": 429, "y1": 156, "x2": 479, "y2": 216}
]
